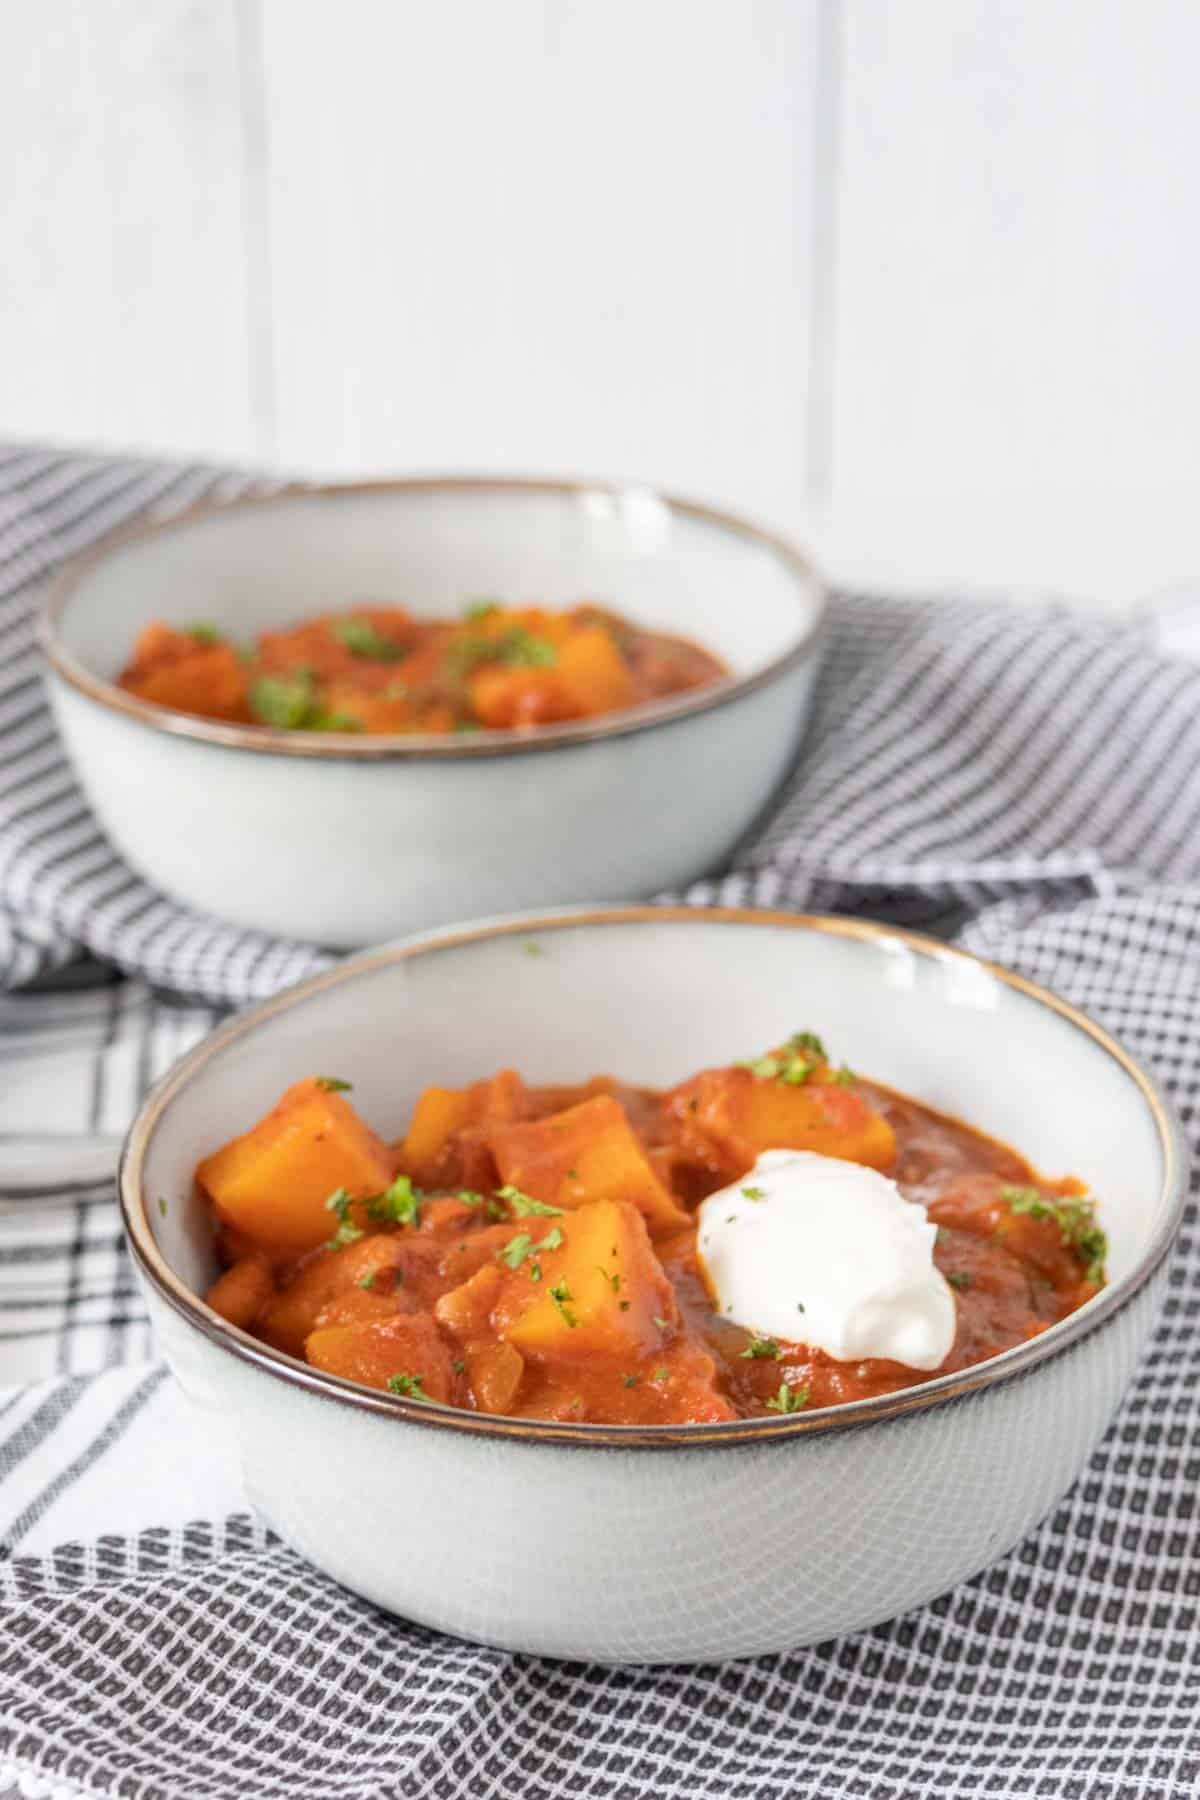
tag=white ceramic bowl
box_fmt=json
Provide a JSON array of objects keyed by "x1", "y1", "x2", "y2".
[
  {"x1": 120, "y1": 909, "x2": 1185, "y2": 1665},
  {"x1": 40, "y1": 479, "x2": 825, "y2": 946}
]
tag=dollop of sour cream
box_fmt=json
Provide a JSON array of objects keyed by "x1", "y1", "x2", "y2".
[{"x1": 697, "y1": 1150, "x2": 956, "y2": 1370}]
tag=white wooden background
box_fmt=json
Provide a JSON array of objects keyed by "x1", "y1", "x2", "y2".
[{"x1": 2, "y1": 0, "x2": 1198, "y2": 607}]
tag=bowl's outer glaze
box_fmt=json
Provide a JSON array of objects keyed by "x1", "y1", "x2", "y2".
[
  {"x1": 43, "y1": 480, "x2": 825, "y2": 946},
  {"x1": 121, "y1": 911, "x2": 1185, "y2": 1662},
  {"x1": 142, "y1": 1269, "x2": 1160, "y2": 1664},
  {"x1": 47, "y1": 658, "x2": 816, "y2": 944}
]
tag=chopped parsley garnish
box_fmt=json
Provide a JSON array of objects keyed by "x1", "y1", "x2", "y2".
[
  {"x1": 523, "y1": 940, "x2": 544, "y2": 958},
  {"x1": 246, "y1": 671, "x2": 363, "y2": 733},
  {"x1": 324, "y1": 1187, "x2": 363, "y2": 1248},
  {"x1": 1001, "y1": 1185, "x2": 1108, "y2": 1282},
  {"x1": 596, "y1": 1265, "x2": 621, "y2": 1292},
  {"x1": 499, "y1": 1185, "x2": 564, "y2": 1218},
  {"x1": 500, "y1": 1232, "x2": 534, "y2": 1270},
  {"x1": 946, "y1": 1271, "x2": 971, "y2": 1291},
  {"x1": 623, "y1": 1374, "x2": 640, "y2": 1389},
  {"x1": 741, "y1": 1335, "x2": 782, "y2": 1360},
  {"x1": 500, "y1": 1227, "x2": 562, "y2": 1271},
  {"x1": 796, "y1": 1301, "x2": 805, "y2": 1314},
  {"x1": 619, "y1": 1299, "x2": 631, "y2": 1312},
  {"x1": 653, "y1": 1315, "x2": 671, "y2": 1333},
  {"x1": 367, "y1": 1174, "x2": 421, "y2": 1228},
  {"x1": 248, "y1": 671, "x2": 320, "y2": 729},
  {"x1": 184, "y1": 621, "x2": 221, "y2": 644},
  {"x1": 452, "y1": 1358, "x2": 466, "y2": 1374},
  {"x1": 549, "y1": 1281, "x2": 578, "y2": 1328},
  {"x1": 386, "y1": 1373, "x2": 429, "y2": 1400},
  {"x1": 742, "y1": 1185, "x2": 766, "y2": 1202},
  {"x1": 463, "y1": 599, "x2": 500, "y2": 623},
  {"x1": 358, "y1": 1270, "x2": 379, "y2": 1290},
  {"x1": 737, "y1": 1030, "x2": 829, "y2": 1088},
  {"x1": 331, "y1": 617, "x2": 406, "y2": 661},
  {"x1": 765, "y1": 1382, "x2": 810, "y2": 1414},
  {"x1": 651, "y1": 1367, "x2": 670, "y2": 1385},
  {"x1": 449, "y1": 624, "x2": 558, "y2": 678},
  {"x1": 315, "y1": 1075, "x2": 353, "y2": 1092},
  {"x1": 829, "y1": 1064, "x2": 856, "y2": 1086},
  {"x1": 498, "y1": 628, "x2": 557, "y2": 668},
  {"x1": 157, "y1": 1196, "x2": 168, "y2": 1217}
]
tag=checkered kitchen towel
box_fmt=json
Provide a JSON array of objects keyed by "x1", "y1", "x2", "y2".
[{"x1": 2, "y1": 442, "x2": 1199, "y2": 1798}]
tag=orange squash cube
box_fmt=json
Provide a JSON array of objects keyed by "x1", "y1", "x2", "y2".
[
  {"x1": 305, "y1": 1312, "x2": 456, "y2": 1402},
  {"x1": 666, "y1": 1068, "x2": 896, "y2": 1180},
  {"x1": 204, "y1": 1256, "x2": 274, "y2": 1331},
  {"x1": 399, "y1": 1069, "x2": 527, "y2": 1187},
  {"x1": 555, "y1": 625, "x2": 633, "y2": 716},
  {"x1": 495, "y1": 1199, "x2": 675, "y2": 1361},
  {"x1": 488, "y1": 1095, "x2": 688, "y2": 1236},
  {"x1": 195, "y1": 1077, "x2": 395, "y2": 1253}
]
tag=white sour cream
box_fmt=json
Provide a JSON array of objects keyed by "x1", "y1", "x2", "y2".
[{"x1": 697, "y1": 1149, "x2": 956, "y2": 1370}]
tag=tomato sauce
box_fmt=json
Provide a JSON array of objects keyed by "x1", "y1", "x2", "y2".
[
  {"x1": 116, "y1": 602, "x2": 727, "y2": 735},
  {"x1": 198, "y1": 1041, "x2": 1105, "y2": 1426}
]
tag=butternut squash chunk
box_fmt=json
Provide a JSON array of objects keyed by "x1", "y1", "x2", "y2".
[
  {"x1": 205, "y1": 1256, "x2": 274, "y2": 1331},
  {"x1": 257, "y1": 1233, "x2": 424, "y2": 1358},
  {"x1": 554, "y1": 625, "x2": 633, "y2": 716},
  {"x1": 488, "y1": 1095, "x2": 688, "y2": 1236},
  {"x1": 666, "y1": 1068, "x2": 896, "y2": 1180},
  {"x1": 399, "y1": 1069, "x2": 528, "y2": 1187},
  {"x1": 305, "y1": 1312, "x2": 456, "y2": 1402},
  {"x1": 196, "y1": 1077, "x2": 395, "y2": 1253},
  {"x1": 494, "y1": 1199, "x2": 676, "y2": 1361}
]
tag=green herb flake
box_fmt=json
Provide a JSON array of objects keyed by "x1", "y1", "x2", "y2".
[
  {"x1": 324, "y1": 1187, "x2": 364, "y2": 1248},
  {"x1": 523, "y1": 940, "x2": 544, "y2": 958},
  {"x1": 596, "y1": 1265, "x2": 621, "y2": 1293},
  {"x1": 456, "y1": 1189, "x2": 486, "y2": 1208},
  {"x1": 331, "y1": 617, "x2": 406, "y2": 661},
  {"x1": 549, "y1": 1280, "x2": 578, "y2": 1328},
  {"x1": 248, "y1": 671, "x2": 319, "y2": 730},
  {"x1": 653, "y1": 1315, "x2": 671, "y2": 1333},
  {"x1": 947, "y1": 1271, "x2": 971, "y2": 1291},
  {"x1": 1001, "y1": 1185, "x2": 1108, "y2": 1282},
  {"x1": 499, "y1": 1185, "x2": 564, "y2": 1218},
  {"x1": 463, "y1": 599, "x2": 500, "y2": 623},
  {"x1": 452, "y1": 1358, "x2": 466, "y2": 1374},
  {"x1": 386, "y1": 1373, "x2": 429, "y2": 1400},
  {"x1": 157, "y1": 1196, "x2": 168, "y2": 1218},
  {"x1": 651, "y1": 1366, "x2": 670, "y2": 1385},
  {"x1": 367, "y1": 1174, "x2": 422, "y2": 1229},
  {"x1": 184, "y1": 621, "x2": 221, "y2": 645},
  {"x1": 358, "y1": 1271, "x2": 378, "y2": 1291},
  {"x1": 741, "y1": 1335, "x2": 782, "y2": 1360},
  {"x1": 742, "y1": 1185, "x2": 766, "y2": 1202},
  {"x1": 829, "y1": 1064, "x2": 856, "y2": 1087},
  {"x1": 765, "y1": 1382, "x2": 810, "y2": 1414},
  {"x1": 623, "y1": 1374, "x2": 640, "y2": 1389},
  {"x1": 500, "y1": 1232, "x2": 534, "y2": 1270},
  {"x1": 315, "y1": 1075, "x2": 353, "y2": 1092}
]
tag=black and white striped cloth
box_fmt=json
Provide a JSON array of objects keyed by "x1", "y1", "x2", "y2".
[{"x1": 2, "y1": 444, "x2": 1199, "y2": 1799}]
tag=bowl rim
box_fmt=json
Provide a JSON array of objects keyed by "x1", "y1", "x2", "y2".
[
  {"x1": 38, "y1": 475, "x2": 827, "y2": 763},
  {"x1": 119, "y1": 907, "x2": 1188, "y2": 1451}
]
